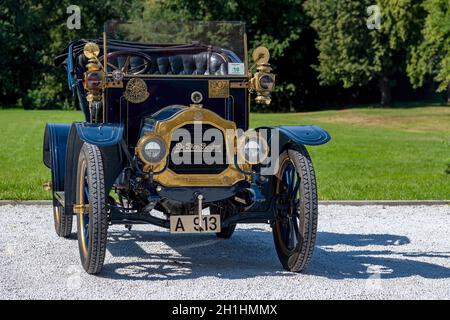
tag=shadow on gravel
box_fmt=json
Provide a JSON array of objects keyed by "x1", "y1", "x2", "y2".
[
  {"x1": 99, "y1": 228, "x2": 450, "y2": 281},
  {"x1": 310, "y1": 232, "x2": 450, "y2": 280}
]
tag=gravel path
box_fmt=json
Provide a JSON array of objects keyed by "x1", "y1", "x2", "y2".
[{"x1": 0, "y1": 205, "x2": 449, "y2": 300}]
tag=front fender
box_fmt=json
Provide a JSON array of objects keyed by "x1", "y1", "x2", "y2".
[
  {"x1": 73, "y1": 122, "x2": 124, "y2": 147},
  {"x1": 246, "y1": 125, "x2": 330, "y2": 214},
  {"x1": 258, "y1": 125, "x2": 331, "y2": 149},
  {"x1": 62, "y1": 123, "x2": 125, "y2": 215}
]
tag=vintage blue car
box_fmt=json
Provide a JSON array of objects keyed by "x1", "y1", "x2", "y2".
[{"x1": 43, "y1": 21, "x2": 331, "y2": 274}]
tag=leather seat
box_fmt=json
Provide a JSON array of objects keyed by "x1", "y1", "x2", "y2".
[
  {"x1": 150, "y1": 52, "x2": 228, "y2": 75},
  {"x1": 77, "y1": 51, "x2": 229, "y2": 76}
]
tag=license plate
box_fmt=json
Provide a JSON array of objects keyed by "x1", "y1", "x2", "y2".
[{"x1": 170, "y1": 215, "x2": 221, "y2": 233}]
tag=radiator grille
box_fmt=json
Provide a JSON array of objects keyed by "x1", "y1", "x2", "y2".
[{"x1": 168, "y1": 124, "x2": 228, "y2": 174}]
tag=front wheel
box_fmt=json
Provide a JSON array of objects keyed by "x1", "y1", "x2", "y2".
[
  {"x1": 210, "y1": 202, "x2": 237, "y2": 239},
  {"x1": 75, "y1": 143, "x2": 108, "y2": 274},
  {"x1": 272, "y1": 147, "x2": 318, "y2": 273}
]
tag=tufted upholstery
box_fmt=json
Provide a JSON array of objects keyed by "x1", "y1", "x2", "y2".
[
  {"x1": 150, "y1": 52, "x2": 228, "y2": 75},
  {"x1": 78, "y1": 51, "x2": 230, "y2": 76}
]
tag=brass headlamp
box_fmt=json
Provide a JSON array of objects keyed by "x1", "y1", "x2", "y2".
[{"x1": 250, "y1": 47, "x2": 276, "y2": 105}]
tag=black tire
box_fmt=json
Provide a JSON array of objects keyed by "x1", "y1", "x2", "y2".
[
  {"x1": 210, "y1": 203, "x2": 236, "y2": 239},
  {"x1": 75, "y1": 143, "x2": 108, "y2": 274},
  {"x1": 272, "y1": 147, "x2": 318, "y2": 273},
  {"x1": 53, "y1": 205, "x2": 72, "y2": 238}
]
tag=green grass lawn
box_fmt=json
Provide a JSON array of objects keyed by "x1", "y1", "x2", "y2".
[{"x1": 0, "y1": 106, "x2": 449, "y2": 200}]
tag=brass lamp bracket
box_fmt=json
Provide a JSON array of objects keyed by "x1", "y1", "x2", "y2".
[
  {"x1": 230, "y1": 82, "x2": 249, "y2": 89},
  {"x1": 83, "y1": 42, "x2": 106, "y2": 123},
  {"x1": 42, "y1": 181, "x2": 52, "y2": 192},
  {"x1": 105, "y1": 78, "x2": 124, "y2": 89},
  {"x1": 73, "y1": 204, "x2": 90, "y2": 215}
]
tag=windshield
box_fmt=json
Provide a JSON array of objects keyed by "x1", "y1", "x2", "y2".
[{"x1": 104, "y1": 21, "x2": 247, "y2": 76}]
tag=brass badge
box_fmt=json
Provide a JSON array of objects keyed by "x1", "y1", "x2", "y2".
[
  {"x1": 193, "y1": 111, "x2": 203, "y2": 121},
  {"x1": 124, "y1": 78, "x2": 149, "y2": 104},
  {"x1": 208, "y1": 80, "x2": 229, "y2": 98}
]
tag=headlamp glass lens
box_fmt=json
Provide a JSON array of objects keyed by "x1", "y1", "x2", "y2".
[
  {"x1": 244, "y1": 140, "x2": 262, "y2": 163},
  {"x1": 241, "y1": 136, "x2": 268, "y2": 164},
  {"x1": 259, "y1": 75, "x2": 274, "y2": 90},
  {"x1": 141, "y1": 137, "x2": 166, "y2": 163},
  {"x1": 144, "y1": 141, "x2": 161, "y2": 159}
]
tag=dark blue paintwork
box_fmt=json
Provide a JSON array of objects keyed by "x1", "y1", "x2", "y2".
[
  {"x1": 104, "y1": 77, "x2": 249, "y2": 147},
  {"x1": 67, "y1": 42, "x2": 75, "y2": 94},
  {"x1": 151, "y1": 104, "x2": 187, "y2": 122},
  {"x1": 275, "y1": 125, "x2": 331, "y2": 146},
  {"x1": 43, "y1": 123, "x2": 71, "y2": 194},
  {"x1": 139, "y1": 105, "x2": 186, "y2": 136},
  {"x1": 260, "y1": 125, "x2": 331, "y2": 147},
  {"x1": 74, "y1": 122, "x2": 124, "y2": 147},
  {"x1": 75, "y1": 80, "x2": 90, "y2": 122},
  {"x1": 59, "y1": 123, "x2": 124, "y2": 216}
]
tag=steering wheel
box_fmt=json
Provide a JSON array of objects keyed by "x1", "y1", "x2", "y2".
[{"x1": 100, "y1": 51, "x2": 152, "y2": 75}]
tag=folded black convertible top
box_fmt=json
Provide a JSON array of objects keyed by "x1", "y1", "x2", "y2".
[{"x1": 54, "y1": 39, "x2": 218, "y2": 68}]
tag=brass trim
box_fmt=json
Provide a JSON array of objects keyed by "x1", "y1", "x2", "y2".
[
  {"x1": 208, "y1": 80, "x2": 230, "y2": 98},
  {"x1": 252, "y1": 46, "x2": 270, "y2": 65},
  {"x1": 249, "y1": 46, "x2": 275, "y2": 106},
  {"x1": 230, "y1": 82, "x2": 248, "y2": 89},
  {"x1": 43, "y1": 181, "x2": 52, "y2": 192},
  {"x1": 103, "y1": 32, "x2": 107, "y2": 76},
  {"x1": 244, "y1": 33, "x2": 249, "y2": 75},
  {"x1": 137, "y1": 107, "x2": 247, "y2": 187},
  {"x1": 105, "y1": 79, "x2": 124, "y2": 89},
  {"x1": 73, "y1": 204, "x2": 90, "y2": 215},
  {"x1": 155, "y1": 167, "x2": 245, "y2": 187},
  {"x1": 124, "y1": 78, "x2": 149, "y2": 104},
  {"x1": 84, "y1": 43, "x2": 100, "y2": 59},
  {"x1": 76, "y1": 159, "x2": 88, "y2": 257},
  {"x1": 103, "y1": 32, "x2": 107, "y2": 122},
  {"x1": 111, "y1": 74, "x2": 248, "y2": 79},
  {"x1": 135, "y1": 134, "x2": 168, "y2": 165}
]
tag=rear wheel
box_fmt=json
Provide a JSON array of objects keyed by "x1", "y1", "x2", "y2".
[
  {"x1": 53, "y1": 205, "x2": 72, "y2": 238},
  {"x1": 75, "y1": 143, "x2": 108, "y2": 274},
  {"x1": 272, "y1": 147, "x2": 318, "y2": 273}
]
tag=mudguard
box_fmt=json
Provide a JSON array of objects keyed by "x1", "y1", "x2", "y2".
[
  {"x1": 43, "y1": 123, "x2": 71, "y2": 196},
  {"x1": 258, "y1": 125, "x2": 331, "y2": 149},
  {"x1": 73, "y1": 122, "x2": 124, "y2": 147},
  {"x1": 62, "y1": 123, "x2": 125, "y2": 216},
  {"x1": 246, "y1": 125, "x2": 330, "y2": 214}
]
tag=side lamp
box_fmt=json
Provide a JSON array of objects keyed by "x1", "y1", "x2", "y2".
[{"x1": 250, "y1": 47, "x2": 276, "y2": 105}]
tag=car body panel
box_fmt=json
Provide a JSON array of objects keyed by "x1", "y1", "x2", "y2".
[
  {"x1": 43, "y1": 123, "x2": 71, "y2": 192},
  {"x1": 104, "y1": 77, "x2": 249, "y2": 147},
  {"x1": 260, "y1": 125, "x2": 331, "y2": 148},
  {"x1": 73, "y1": 122, "x2": 124, "y2": 147}
]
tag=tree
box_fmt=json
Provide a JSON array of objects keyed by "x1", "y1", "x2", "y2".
[
  {"x1": 304, "y1": 0, "x2": 425, "y2": 106},
  {"x1": 0, "y1": 0, "x2": 133, "y2": 109},
  {"x1": 407, "y1": 0, "x2": 450, "y2": 104},
  {"x1": 135, "y1": 0, "x2": 319, "y2": 111}
]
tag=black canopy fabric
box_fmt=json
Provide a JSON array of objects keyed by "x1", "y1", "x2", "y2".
[{"x1": 54, "y1": 39, "x2": 217, "y2": 68}]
